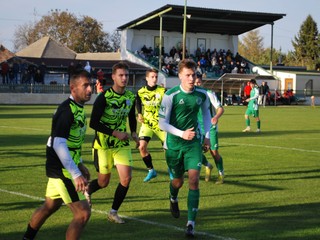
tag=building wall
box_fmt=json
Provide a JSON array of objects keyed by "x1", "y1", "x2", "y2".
[{"x1": 121, "y1": 29, "x2": 238, "y2": 57}]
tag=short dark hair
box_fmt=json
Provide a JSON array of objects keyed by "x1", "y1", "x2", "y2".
[
  {"x1": 178, "y1": 59, "x2": 197, "y2": 74},
  {"x1": 112, "y1": 61, "x2": 129, "y2": 74},
  {"x1": 146, "y1": 68, "x2": 158, "y2": 77},
  {"x1": 70, "y1": 70, "x2": 91, "y2": 84},
  {"x1": 250, "y1": 79, "x2": 256, "y2": 84}
]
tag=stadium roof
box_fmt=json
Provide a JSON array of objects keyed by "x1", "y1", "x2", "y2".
[{"x1": 117, "y1": 4, "x2": 286, "y2": 35}]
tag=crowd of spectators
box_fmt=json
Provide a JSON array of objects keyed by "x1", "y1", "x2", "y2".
[
  {"x1": 1, "y1": 59, "x2": 47, "y2": 86},
  {"x1": 134, "y1": 45, "x2": 250, "y2": 77}
]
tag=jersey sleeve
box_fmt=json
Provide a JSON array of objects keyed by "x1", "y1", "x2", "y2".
[
  {"x1": 90, "y1": 93, "x2": 114, "y2": 135},
  {"x1": 159, "y1": 94, "x2": 184, "y2": 138}
]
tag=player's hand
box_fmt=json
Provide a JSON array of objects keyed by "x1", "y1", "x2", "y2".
[
  {"x1": 113, "y1": 130, "x2": 129, "y2": 141},
  {"x1": 74, "y1": 175, "x2": 88, "y2": 193},
  {"x1": 131, "y1": 132, "x2": 139, "y2": 148},
  {"x1": 137, "y1": 114, "x2": 144, "y2": 123},
  {"x1": 182, "y1": 127, "x2": 196, "y2": 140},
  {"x1": 78, "y1": 163, "x2": 90, "y2": 181},
  {"x1": 211, "y1": 116, "x2": 218, "y2": 125},
  {"x1": 203, "y1": 138, "x2": 210, "y2": 152}
]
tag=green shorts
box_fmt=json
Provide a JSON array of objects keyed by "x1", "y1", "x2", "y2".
[
  {"x1": 245, "y1": 108, "x2": 259, "y2": 118},
  {"x1": 166, "y1": 142, "x2": 202, "y2": 178},
  {"x1": 92, "y1": 146, "x2": 133, "y2": 174},
  {"x1": 45, "y1": 177, "x2": 85, "y2": 204},
  {"x1": 138, "y1": 124, "x2": 165, "y2": 143}
]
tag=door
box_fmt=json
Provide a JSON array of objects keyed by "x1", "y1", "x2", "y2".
[{"x1": 284, "y1": 78, "x2": 293, "y2": 91}]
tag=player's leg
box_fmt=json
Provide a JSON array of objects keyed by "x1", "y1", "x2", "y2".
[
  {"x1": 107, "y1": 147, "x2": 132, "y2": 224},
  {"x1": 184, "y1": 143, "x2": 202, "y2": 237},
  {"x1": 243, "y1": 109, "x2": 251, "y2": 132},
  {"x1": 138, "y1": 125, "x2": 157, "y2": 182},
  {"x1": 67, "y1": 200, "x2": 91, "y2": 240},
  {"x1": 86, "y1": 148, "x2": 112, "y2": 207},
  {"x1": 23, "y1": 197, "x2": 62, "y2": 240},
  {"x1": 254, "y1": 110, "x2": 261, "y2": 132},
  {"x1": 209, "y1": 125, "x2": 224, "y2": 183}
]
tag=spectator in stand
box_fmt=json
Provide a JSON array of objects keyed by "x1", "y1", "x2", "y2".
[
  {"x1": 169, "y1": 46, "x2": 177, "y2": 58},
  {"x1": 199, "y1": 56, "x2": 207, "y2": 74},
  {"x1": 1, "y1": 60, "x2": 9, "y2": 84}
]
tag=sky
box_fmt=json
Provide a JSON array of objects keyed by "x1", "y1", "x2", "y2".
[{"x1": 1, "y1": 0, "x2": 319, "y2": 53}]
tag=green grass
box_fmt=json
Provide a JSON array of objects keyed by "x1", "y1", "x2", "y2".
[{"x1": 0, "y1": 104, "x2": 320, "y2": 240}]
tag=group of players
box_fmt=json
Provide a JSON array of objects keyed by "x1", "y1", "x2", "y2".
[{"x1": 22, "y1": 58, "x2": 261, "y2": 239}]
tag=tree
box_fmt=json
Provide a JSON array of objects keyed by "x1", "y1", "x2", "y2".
[
  {"x1": 238, "y1": 30, "x2": 265, "y2": 64},
  {"x1": 13, "y1": 10, "x2": 112, "y2": 53},
  {"x1": 110, "y1": 30, "x2": 121, "y2": 52},
  {"x1": 73, "y1": 16, "x2": 112, "y2": 53},
  {"x1": 292, "y1": 15, "x2": 320, "y2": 70}
]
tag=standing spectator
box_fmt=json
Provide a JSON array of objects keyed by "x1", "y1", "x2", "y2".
[
  {"x1": 39, "y1": 62, "x2": 47, "y2": 84},
  {"x1": 244, "y1": 81, "x2": 252, "y2": 100},
  {"x1": 84, "y1": 61, "x2": 91, "y2": 74},
  {"x1": 22, "y1": 70, "x2": 92, "y2": 240},
  {"x1": 159, "y1": 59, "x2": 211, "y2": 237},
  {"x1": 86, "y1": 62, "x2": 139, "y2": 224},
  {"x1": 243, "y1": 79, "x2": 261, "y2": 133},
  {"x1": 12, "y1": 59, "x2": 20, "y2": 84},
  {"x1": 136, "y1": 69, "x2": 166, "y2": 182},
  {"x1": 1, "y1": 60, "x2": 9, "y2": 84}
]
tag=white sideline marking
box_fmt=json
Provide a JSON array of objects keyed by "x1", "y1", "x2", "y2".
[
  {"x1": 0, "y1": 125, "x2": 49, "y2": 132},
  {"x1": 222, "y1": 142, "x2": 320, "y2": 154},
  {"x1": 0, "y1": 188, "x2": 236, "y2": 240}
]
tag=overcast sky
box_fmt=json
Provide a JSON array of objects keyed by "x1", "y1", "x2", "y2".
[{"x1": 1, "y1": 0, "x2": 319, "y2": 53}]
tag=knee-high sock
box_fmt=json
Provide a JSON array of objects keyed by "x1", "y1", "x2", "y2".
[
  {"x1": 23, "y1": 224, "x2": 38, "y2": 240},
  {"x1": 187, "y1": 189, "x2": 200, "y2": 221},
  {"x1": 143, "y1": 154, "x2": 153, "y2": 169},
  {"x1": 246, "y1": 118, "x2": 250, "y2": 127},
  {"x1": 214, "y1": 156, "x2": 224, "y2": 173},
  {"x1": 87, "y1": 179, "x2": 101, "y2": 195},
  {"x1": 112, "y1": 183, "x2": 129, "y2": 211}
]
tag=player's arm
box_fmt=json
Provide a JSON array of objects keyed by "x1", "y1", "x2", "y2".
[
  {"x1": 128, "y1": 101, "x2": 139, "y2": 146},
  {"x1": 136, "y1": 93, "x2": 144, "y2": 123},
  {"x1": 207, "y1": 91, "x2": 224, "y2": 125},
  {"x1": 90, "y1": 93, "x2": 114, "y2": 135},
  {"x1": 201, "y1": 95, "x2": 211, "y2": 140},
  {"x1": 159, "y1": 95, "x2": 185, "y2": 138}
]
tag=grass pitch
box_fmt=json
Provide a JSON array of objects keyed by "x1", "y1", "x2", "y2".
[{"x1": 0, "y1": 104, "x2": 319, "y2": 240}]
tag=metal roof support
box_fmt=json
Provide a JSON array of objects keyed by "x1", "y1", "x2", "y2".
[
  {"x1": 159, "y1": 15, "x2": 163, "y2": 70},
  {"x1": 182, "y1": 0, "x2": 187, "y2": 60},
  {"x1": 270, "y1": 23, "x2": 274, "y2": 74},
  {"x1": 126, "y1": 7, "x2": 172, "y2": 29}
]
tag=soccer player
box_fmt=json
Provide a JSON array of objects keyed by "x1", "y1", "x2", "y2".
[
  {"x1": 194, "y1": 74, "x2": 225, "y2": 184},
  {"x1": 243, "y1": 79, "x2": 261, "y2": 132},
  {"x1": 22, "y1": 70, "x2": 92, "y2": 240},
  {"x1": 136, "y1": 68, "x2": 166, "y2": 182},
  {"x1": 159, "y1": 59, "x2": 211, "y2": 237},
  {"x1": 86, "y1": 62, "x2": 139, "y2": 224}
]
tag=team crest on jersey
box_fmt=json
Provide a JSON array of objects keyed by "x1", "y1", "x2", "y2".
[
  {"x1": 179, "y1": 99, "x2": 185, "y2": 104},
  {"x1": 196, "y1": 97, "x2": 203, "y2": 105},
  {"x1": 155, "y1": 93, "x2": 161, "y2": 99},
  {"x1": 126, "y1": 99, "x2": 132, "y2": 106}
]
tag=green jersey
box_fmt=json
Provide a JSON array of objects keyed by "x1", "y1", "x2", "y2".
[
  {"x1": 90, "y1": 87, "x2": 136, "y2": 149},
  {"x1": 159, "y1": 85, "x2": 211, "y2": 150},
  {"x1": 46, "y1": 98, "x2": 87, "y2": 178},
  {"x1": 248, "y1": 86, "x2": 259, "y2": 110},
  {"x1": 136, "y1": 85, "x2": 166, "y2": 131}
]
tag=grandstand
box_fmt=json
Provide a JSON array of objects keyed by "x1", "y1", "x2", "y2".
[{"x1": 0, "y1": 4, "x2": 319, "y2": 104}]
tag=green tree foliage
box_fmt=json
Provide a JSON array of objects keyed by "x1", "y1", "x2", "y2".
[
  {"x1": 238, "y1": 30, "x2": 265, "y2": 64},
  {"x1": 13, "y1": 10, "x2": 113, "y2": 53},
  {"x1": 292, "y1": 15, "x2": 320, "y2": 70}
]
